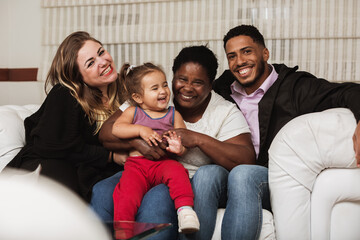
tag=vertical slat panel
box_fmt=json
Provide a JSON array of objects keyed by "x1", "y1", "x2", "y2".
[
  {"x1": 41, "y1": 0, "x2": 359, "y2": 83},
  {"x1": 199, "y1": 0, "x2": 206, "y2": 40}
]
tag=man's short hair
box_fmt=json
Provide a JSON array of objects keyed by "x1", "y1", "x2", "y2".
[{"x1": 223, "y1": 25, "x2": 266, "y2": 49}]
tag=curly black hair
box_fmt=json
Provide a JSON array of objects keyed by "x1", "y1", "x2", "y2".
[
  {"x1": 223, "y1": 25, "x2": 266, "y2": 49},
  {"x1": 172, "y1": 45, "x2": 218, "y2": 83}
]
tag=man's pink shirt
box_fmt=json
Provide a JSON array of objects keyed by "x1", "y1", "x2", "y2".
[{"x1": 230, "y1": 65, "x2": 279, "y2": 158}]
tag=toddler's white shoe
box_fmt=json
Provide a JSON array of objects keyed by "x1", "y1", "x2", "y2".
[{"x1": 177, "y1": 208, "x2": 200, "y2": 234}]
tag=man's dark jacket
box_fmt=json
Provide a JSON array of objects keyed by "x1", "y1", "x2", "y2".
[{"x1": 213, "y1": 64, "x2": 360, "y2": 166}]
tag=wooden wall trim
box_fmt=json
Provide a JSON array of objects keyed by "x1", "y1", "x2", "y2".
[{"x1": 0, "y1": 68, "x2": 38, "y2": 81}]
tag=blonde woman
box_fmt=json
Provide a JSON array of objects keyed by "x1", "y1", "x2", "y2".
[{"x1": 7, "y1": 31, "x2": 125, "y2": 201}]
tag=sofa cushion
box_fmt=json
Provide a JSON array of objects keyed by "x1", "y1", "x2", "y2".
[
  {"x1": 0, "y1": 105, "x2": 39, "y2": 171},
  {"x1": 211, "y1": 208, "x2": 275, "y2": 240}
]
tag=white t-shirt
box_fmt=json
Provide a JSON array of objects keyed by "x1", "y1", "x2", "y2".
[
  {"x1": 178, "y1": 91, "x2": 250, "y2": 178},
  {"x1": 119, "y1": 91, "x2": 250, "y2": 178}
]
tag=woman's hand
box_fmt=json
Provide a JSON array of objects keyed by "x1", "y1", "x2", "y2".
[
  {"x1": 165, "y1": 128, "x2": 199, "y2": 148},
  {"x1": 129, "y1": 138, "x2": 167, "y2": 161},
  {"x1": 139, "y1": 126, "x2": 162, "y2": 146},
  {"x1": 166, "y1": 128, "x2": 255, "y2": 170}
]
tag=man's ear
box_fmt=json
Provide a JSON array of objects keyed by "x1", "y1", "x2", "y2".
[
  {"x1": 132, "y1": 93, "x2": 143, "y2": 105},
  {"x1": 263, "y1": 48, "x2": 270, "y2": 62}
]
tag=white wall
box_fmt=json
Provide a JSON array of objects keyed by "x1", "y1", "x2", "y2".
[
  {"x1": 0, "y1": 0, "x2": 45, "y2": 105},
  {"x1": 0, "y1": 0, "x2": 10, "y2": 68}
]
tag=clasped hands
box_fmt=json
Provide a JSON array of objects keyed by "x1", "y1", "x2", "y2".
[
  {"x1": 140, "y1": 127, "x2": 186, "y2": 156},
  {"x1": 130, "y1": 128, "x2": 196, "y2": 161}
]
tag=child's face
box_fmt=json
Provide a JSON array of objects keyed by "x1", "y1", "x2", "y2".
[{"x1": 132, "y1": 70, "x2": 170, "y2": 111}]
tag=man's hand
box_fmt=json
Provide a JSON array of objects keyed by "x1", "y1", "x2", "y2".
[
  {"x1": 129, "y1": 138, "x2": 166, "y2": 160},
  {"x1": 353, "y1": 121, "x2": 360, "y2": 167}
]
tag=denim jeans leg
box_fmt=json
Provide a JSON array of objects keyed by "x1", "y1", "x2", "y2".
[
  {"x1": 90, "y1": 171, "x2": 123, "y2": 222},
  {"x1": 136, "y1": 184, "x2": 178, "y2": 240},
  {"x1": 181, "y1": 164, "x2": 228, "y2": 240},
  {"x1": 222, "y1": 164, "x2": 270, "y2": 240},
  {"x1": 90, "y1": 171, "x2": 177, "y2": 240}
]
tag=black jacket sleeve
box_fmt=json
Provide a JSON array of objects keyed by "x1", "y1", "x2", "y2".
[
  {"x1": 284, "y1": 70, "x2": 360, "y2": 123},
  {"x1": 212, "y1": 70, "x2": 237, "y2": 104}
]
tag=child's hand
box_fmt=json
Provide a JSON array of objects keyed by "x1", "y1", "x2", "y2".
[
  {"x1": 163, "y1": 131, "x2": 186, "y2": 155},
  {"x1": 140, "y1": 126, "x2": 162, "y2": 146}
]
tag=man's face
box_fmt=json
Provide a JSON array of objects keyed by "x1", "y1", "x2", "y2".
[{"x1": 225, "y1": 35, "x2": 270, "y2": 94}]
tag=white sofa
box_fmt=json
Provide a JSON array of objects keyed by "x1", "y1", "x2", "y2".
[
  {"x1": 269, "y1": 108, "x2": 360, "y2": 240},
  {"x1": 1, "y1": 104, "x2": 359, "y2": 239},
  {"x1": 0, "y1": 104, "x2": 275, "y2": 239}
]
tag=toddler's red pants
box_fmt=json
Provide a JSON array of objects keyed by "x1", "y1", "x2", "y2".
[{"x1": 113, "y1": 156, "x2": 194, "y2": 221}]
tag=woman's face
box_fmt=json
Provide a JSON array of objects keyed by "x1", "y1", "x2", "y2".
[
  {"x1": 172, "y1": 62, "x2": 212, "y2": 110},
  {"x1": 76, "y1": 40, "x2": 118, "y2": 93}
]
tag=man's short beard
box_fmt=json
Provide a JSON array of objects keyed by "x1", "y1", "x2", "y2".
[{"x1": 238, "y1": 59, "x2": 266, "y2": 88}]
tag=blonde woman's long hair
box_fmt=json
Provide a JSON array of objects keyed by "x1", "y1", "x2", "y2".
[{"x1": 45, "y1": 31, "x2": 125, "y2": 134}]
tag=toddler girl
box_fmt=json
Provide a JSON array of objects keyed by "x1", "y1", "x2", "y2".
[{"x1": 112, "y1": 63, "x2": 199, "y2": 238}]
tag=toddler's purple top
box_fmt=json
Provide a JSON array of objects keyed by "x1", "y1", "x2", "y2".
[{"x1": 133, "y1": 106, "x2": 175, "y2": 135}]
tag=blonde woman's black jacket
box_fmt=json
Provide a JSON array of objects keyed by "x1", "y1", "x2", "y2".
[
  {"x1": 213, "y1": 64, "x2": 360, "y2": 167},
  {"x1": 7, "y1": 84, "x2": 122, "y2": 202}
]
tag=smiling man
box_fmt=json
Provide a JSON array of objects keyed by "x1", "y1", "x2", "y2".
[{"x1": 213, "y1": 24, "x2": 360, "y2": 239}]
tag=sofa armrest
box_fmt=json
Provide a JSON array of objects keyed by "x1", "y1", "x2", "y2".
[
  {"x1": 311, "y1": 168, "x2": 360, "y2": 239},
  {"x1": 0, "y1": 105, "x2": 39, "y2": 171},
  {"x1": 269, "y1": 108, "x2": 358, "y2": 239}
]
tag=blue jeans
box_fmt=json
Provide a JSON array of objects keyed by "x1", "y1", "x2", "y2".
[
  {"x1": 182, "y1": 164, "x2": 271, "y2": 240},
  {"x1": 90, "y1": 171, "x2": 178, "y2": 240}
]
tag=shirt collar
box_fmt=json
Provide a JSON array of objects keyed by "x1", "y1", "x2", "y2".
[{"x1": 230, "y1": 64, "x2": 279, "y2": 96}]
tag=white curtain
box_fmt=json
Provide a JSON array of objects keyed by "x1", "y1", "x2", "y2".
[{"x1": 41, "y1": 0, "x2": 360, "y2": 83}]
